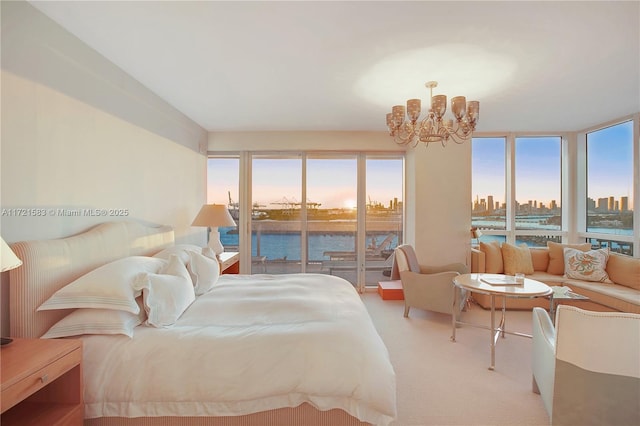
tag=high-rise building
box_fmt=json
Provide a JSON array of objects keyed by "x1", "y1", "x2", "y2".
[
  {"x1": 609, "y1": 196, "x2": 615, "y2": 211},
  {"x1": 598, "y1": 197, "x2": 608, "y2": 212},
  {"x1": 621, "y1": 196, "x2": 629, "y2": 211},
  {"x1": 487, "y1": 195, "x2": 494, "y2": 213}
]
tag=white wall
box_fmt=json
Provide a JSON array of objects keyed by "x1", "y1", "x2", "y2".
[
  {"x1": 0, "y1": 1, "x2": 208, "y2": 335},
  {"x1": 210, "y1": 131, "x2": 394, "y2": 151},
  {"x1": 411, "y1": 143, "x2": 472, "y2": 267},
  {"x1": 1, "y1": 71, "x2": 207, "y2": 242}
]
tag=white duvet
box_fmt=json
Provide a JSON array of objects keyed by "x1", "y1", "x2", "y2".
[{"x1": 82, "y1": 273, "x2": 397, "y2": 426}]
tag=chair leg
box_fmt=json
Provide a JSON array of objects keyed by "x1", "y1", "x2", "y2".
[{"x1": 404, "y1": 305, "x2": 410, "y2": 318}]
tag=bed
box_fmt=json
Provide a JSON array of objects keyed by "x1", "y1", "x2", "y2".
[{"x1": 8, "y1": 221, "x2": 397, "y2": 426}]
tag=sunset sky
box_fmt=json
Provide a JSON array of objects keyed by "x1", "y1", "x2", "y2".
[{"x1": 208, "y1": 120, "x2": 633, "y2": 210}]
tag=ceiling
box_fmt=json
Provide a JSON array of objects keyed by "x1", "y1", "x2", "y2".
[{"x1": 28, "y1": 1, "x2": 640, "y2": 133}]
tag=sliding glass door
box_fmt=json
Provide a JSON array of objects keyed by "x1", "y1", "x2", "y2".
[
  {"x1": 365, "y1": 156, "x2": 403, "y2": 285},
  {"x1": 251, "y1": 155, "x2": 303, "y2": 273},
  {"x1": 306, "y1": 155, "x2": 358, "y2": 280},
  {"x1": 208, "y1": 152, "x2": 404, "y2": 287}
]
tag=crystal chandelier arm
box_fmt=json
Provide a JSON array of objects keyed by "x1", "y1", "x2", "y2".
[{"x1": 393, "y1": 121, "x2": 419, "y2": 146}]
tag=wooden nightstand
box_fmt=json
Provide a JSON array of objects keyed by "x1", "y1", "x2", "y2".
[
  {"x1": 1, "y1": 338, "x2": 83, "y2": 426},
  {"x1": 219, "y1": 251, "x2": 240, "y2": 274}
]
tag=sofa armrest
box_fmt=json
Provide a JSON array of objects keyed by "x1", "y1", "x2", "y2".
[{"x1": 470, "y1": 248, "x2": 485, "y2": 273}]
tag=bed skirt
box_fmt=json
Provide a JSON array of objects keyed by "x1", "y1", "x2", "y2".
[{"x1": 84, "y1": 403, "x2": 371, "y2": 426}]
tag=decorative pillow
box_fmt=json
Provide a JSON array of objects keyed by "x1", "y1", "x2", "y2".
[
  {"x1": 135, "y1": 255, "x2": 195, "y2": 328},
  {"x1": 479, "y1": 241, "x2": 504, "y2": 273},
  {"x1": 152, "y1": 244, "x2": 202, "y2": 264},
  {"x1": 606, "y1": 252, "x2": 640, "y2": 290},
  {"x1": 188, "y1": 250, "x2": 220, "y2": 295},
  {"x1": 529, "y1": 248, "x2": 550, "y2": 272},
  {"x1": 547, "y1": 242, "x2": 591, "y2": 275},
  {"x1": 37, "y1": 256, "x2": 166, "y2": 314},
  {"x1": 201, "y1": 247, "x2": 218, "y2": 260},
  {"x1": 42, "y1": 306, "x2": 145, "y2": 339},
  {"x1": 501, "y1": 243, "x2": 534, "y2": 275},
  {"x1": 564, "y1": 248, "x2": 610, "y2": 282},
  {"x1": 153, "y1": 244, "x2": 220, "y2": 291}
]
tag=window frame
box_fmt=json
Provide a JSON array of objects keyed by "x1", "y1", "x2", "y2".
[
  {"x1": 207, "y1": 150, "x2": 406, "y2": 288},
  {"x1": 472, "y1": 132, "x2": 568, "y2": 246},
  {"x1": 577, "y1": 115, "x2": 639, "y2": 255}
]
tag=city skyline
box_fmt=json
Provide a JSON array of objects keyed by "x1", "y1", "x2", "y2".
[
  {"x1": 473, "y1": 121, "x2": 634, "y2": 210},
  {"x1": 472, "y1": 194, "x2": 633, "y2": 214}
]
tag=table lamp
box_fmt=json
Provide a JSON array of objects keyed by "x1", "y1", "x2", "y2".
[
  {"x1": 470, "y1": 227, "x2": 483, "y2": 246},
  {"x1": 2, "y1": 237, "x2": 23, "y2": 345},
  {"x1": 191, "y1": 204, "x2": 237, "y2": 256}
]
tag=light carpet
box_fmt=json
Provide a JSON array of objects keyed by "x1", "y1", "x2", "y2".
[{"x1": 361, "y1": 292, "x2": 549, "y2": 426}]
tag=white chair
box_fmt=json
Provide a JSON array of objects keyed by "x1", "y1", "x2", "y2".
[
  {"x1": 392, "y1": 244, "x2": 468, "y2": 319},
  {"x1": 532, "y1": 305, "x2": 640, "y2": 425}
]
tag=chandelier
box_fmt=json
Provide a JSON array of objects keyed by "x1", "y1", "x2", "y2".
[{"x1": 386, "y1": 81, "x2": 479, "y2": 147}]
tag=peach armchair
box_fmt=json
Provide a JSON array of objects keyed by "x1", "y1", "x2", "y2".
[
  {"x1": 392, "y1": 244, "x2": 468, "y2": 319},
  {"x1": 532, "y1": 305, "x2": 640, "y2": 425}
]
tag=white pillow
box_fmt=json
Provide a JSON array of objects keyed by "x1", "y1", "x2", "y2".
[
  {"x1": 152, "y1": 244, "x2": 202, "y2": 264},
  {"x1": 564, "y1": 247, "x2": 611, "y2": 282},
  {"x1": 42, "y1": 306, "x2": 145, "y2": 338},
  {"x1": 188, "y1": 250, "x2": 220, "y2": 295},
  {"x1": 201, "y1": 247, "x2": 217, "y2": 260},
  {"x1": 135, "y1": 255, "x2": 195, "y2": 328},
  {"x1": 38, "y1": 256, "x2": 166, "y2": 314}
]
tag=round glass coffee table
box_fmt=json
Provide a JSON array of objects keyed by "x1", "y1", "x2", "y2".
[{"x1": 451, "y1": 273, "x2": 552, "y2": 370}]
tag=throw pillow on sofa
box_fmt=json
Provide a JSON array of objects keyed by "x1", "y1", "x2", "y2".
[
  {"x1": 564, "y1": 247, "x2": 610, "y2": 282},
  {"x1": 502, "y1": 243, "x2": 534, "y2": 275},
  {"x1": 480, "y1": 241, "x2": 504, "y2": 273},
  {"x1": 547, "y1": 242, "x2": 591, "y2": 275},
  {"x1": 606, "y1": 252, "x2": 640, "y2": 290}
]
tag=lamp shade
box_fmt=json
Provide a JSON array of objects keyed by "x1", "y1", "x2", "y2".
[
  {"x1": 1, "y1": 238, "x2": 22, "y2": 272},
  {"x1": 191, "y1": 204, "x2": 237, "y2": 228}
]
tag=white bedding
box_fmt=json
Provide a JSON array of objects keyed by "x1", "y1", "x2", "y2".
[{"x1": 81, "y1": 273, "x2": 397, "y2": 426}]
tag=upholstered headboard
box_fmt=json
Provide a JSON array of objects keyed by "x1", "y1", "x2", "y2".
[{"x1": 9, "y1": 221, "x2": 174, "y2": 338}]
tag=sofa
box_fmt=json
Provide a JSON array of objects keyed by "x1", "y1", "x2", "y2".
[{"x1": 470, "y1": 241, "x2": 640, "y2": 314}]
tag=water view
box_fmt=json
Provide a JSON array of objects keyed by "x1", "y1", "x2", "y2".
[{"x1": 221, "y1": 231, "x2": 399, "y2": 262}]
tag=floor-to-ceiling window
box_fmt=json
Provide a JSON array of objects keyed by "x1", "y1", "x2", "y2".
[
  {"x1": 471, "y1": 135, "x2": 563, "y2": 247},
  {"x1": 251, "y1": 155, "x2": 303, "y2": 272},
  {"x1": 472, "y1": 137, "x2": 506, "y2": 244},
  {"x1": 585, "y1": 120, "x2": 635, "y2": 255},
  {"x1": 306, "y1": 154, "x2": 358, "y2": 279},
  {"x1": 514, "y1": 136, "x2": 562, "y2": 246},
  {"x1": 208, "y1": 152, "x2": 404, "y2": 287},
  {"x1": 206, "y1": 155, "x2": 240, "y2": 251},
  {"x1": 365, "y1": 156, "x2": 403, "y2": 284}
]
